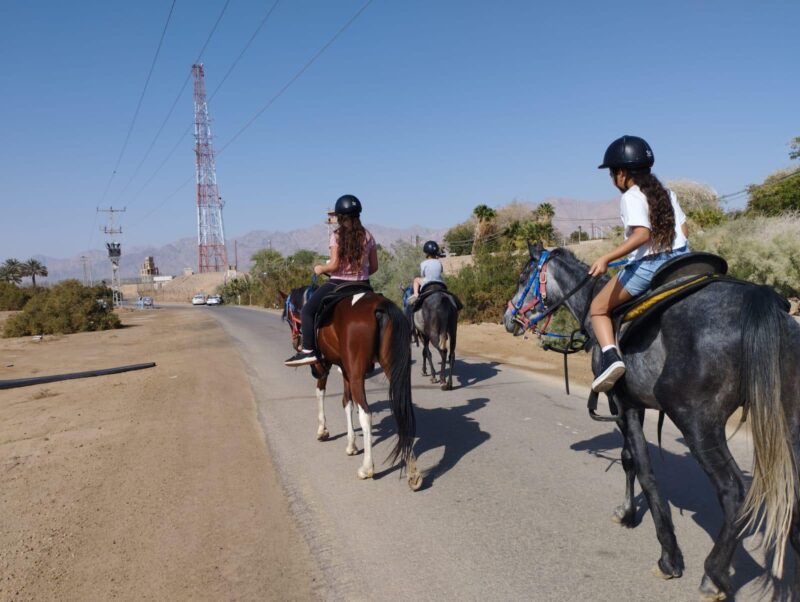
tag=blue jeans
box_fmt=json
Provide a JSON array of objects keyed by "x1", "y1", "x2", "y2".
[{"x1": 617, "y1": 246, "x2": 689, "y2": 296}]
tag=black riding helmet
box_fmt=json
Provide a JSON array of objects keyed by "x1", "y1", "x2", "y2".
[
  {"x1": 598, "y1": 135, "x2": 654, "y2": 171},
  {"x1": 422, "y1": 240, "x2": 443, "y2": 257},
  {"x1": 334, "y1": 194, "x2": 362, "y2": 216}
]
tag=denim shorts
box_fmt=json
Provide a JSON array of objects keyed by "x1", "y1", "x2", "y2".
[{"x1": 617, "y1": 246, "x2": 689, "y2": 296}]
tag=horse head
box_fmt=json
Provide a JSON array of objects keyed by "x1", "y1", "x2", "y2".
[{"x1": 503, "y1": 241, "x2": 547, "y2": 334}]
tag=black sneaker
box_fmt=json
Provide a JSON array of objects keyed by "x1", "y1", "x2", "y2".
[
  {"x1": 592, "y1": 348, "x2": 626, "y2": 392},
  {"x1": 285, "y1": 350, "x2": 317, "y2": 367}
]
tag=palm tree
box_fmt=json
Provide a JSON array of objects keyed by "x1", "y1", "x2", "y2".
[
  {"x1": 22, "y1": 258, "x2": 48, "y2": 286},
  {"x1": 535, "y1": 202, "x2": 555, "y2": 223},
  {"x1": 2, "y1": 258, "x2": 23, "y2": 284},
  {"x1": 472, "y1": 204, "x2": 497, "y2": 253}
]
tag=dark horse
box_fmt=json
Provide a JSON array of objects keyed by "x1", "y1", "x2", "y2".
[
  {"x1": 405, "y1": 283, "x2": 459, "y2": 390},
  {"x1": 283, "y1": 284, "x2": 422, "y2": 490},
  {"x1": 505, "y1": 243, "x2": 800, "y2": 600}
]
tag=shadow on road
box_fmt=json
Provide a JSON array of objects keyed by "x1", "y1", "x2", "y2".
[
  {"x1": 569, "y1": 430, "x2": 780, "y2": 599},
  {"x1": 455, "y1": 360, "x2": 501, "y2": 388},
  {"x1": 371, "y1": 397, "x2": 491, "y2": 488}
]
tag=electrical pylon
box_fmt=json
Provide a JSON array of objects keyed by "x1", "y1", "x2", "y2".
[
  {"x1": 97, "y1": 206, "x2": 125, "y2": 306},
  {"x1": 192, "y1": 64, "x2": 228, "y2": 273}
]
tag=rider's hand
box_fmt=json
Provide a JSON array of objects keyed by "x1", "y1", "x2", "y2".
[
  {"x1": 588, "y1": 256, "x2": 609, "y2": 277},
  {"x1": 313, "y1": 264, "x2": 325, "y2": 276}
]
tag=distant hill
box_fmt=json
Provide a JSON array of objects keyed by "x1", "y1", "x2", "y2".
[
  {"x1": 37, "y1": 223, "x2": 447, "y2": 282},
  {"x1": 34, "y1": 197, "x2": 619, "y2": 282}
]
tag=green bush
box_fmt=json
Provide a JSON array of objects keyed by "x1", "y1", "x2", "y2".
[
  {"x1": 443, "y1": 221, "x2": 475, "y2": 256},
  {"x1": 0, "y1": 282, "x2": 32, "y2": 310},
  {"x1": 690, "y1": 214, "x2": 800, "y2": 297},
  {"x1": 3, "y1": 280, "x2": 120, "y2": 337},
  {"x1": 746, "y1": 167, "x2": 800, "y2": 216},
  {"x1": 447, "y1": 248, "x2": 526, "y2": 323}
]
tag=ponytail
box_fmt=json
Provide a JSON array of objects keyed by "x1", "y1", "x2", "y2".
[{"x1": 631, "y1": 171, "x2": 675, "y2": 252}]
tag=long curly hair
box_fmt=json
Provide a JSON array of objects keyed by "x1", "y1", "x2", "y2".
[
  {"x1": 629, "y1": 170, "x2": 675, "y2": 252},
  {"x1": 335, "y1": 214, "x2": 367, "y2": 271}
]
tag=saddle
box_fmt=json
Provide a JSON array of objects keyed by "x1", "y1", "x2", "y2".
[
  {"x1": 612, "y1": 252, "x2": 729, "y2": 348},
  {"x1": 312, "y1": 282, "x2": 374, "y2": 354},
  {"x1": 410, "y1": 281, "x2": 463, "y2": 312}
]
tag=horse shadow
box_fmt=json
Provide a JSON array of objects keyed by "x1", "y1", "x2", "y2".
[
  {"x1": 370, "y1": 397, "x2": 491, "y2": 489},
  {"x1": 570, "y1": 430, "x2": 773, "y2": 597},
  {"x1": 454, "y1": 360, "x2": 501, "y2": 388}
]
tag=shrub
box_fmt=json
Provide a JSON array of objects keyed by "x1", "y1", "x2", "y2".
[
  {"x1": 447, "y1": 248, "x2": 526, "y2": 323},
  {"x1": 0, "y1": 282, "x2": 32, "y2": 311},
  {"x1": 746, "y1": 166, "x2": 800, "y2": 216},
  {"x1": 3, "y1": 280, "x2": 120, "y2": 337},
  {"x1": 690, "y1": 214, "x2": 800, "y2": 297},
  {"x1": 443, "y1": 221, "x2": 476, "y2": 256}
]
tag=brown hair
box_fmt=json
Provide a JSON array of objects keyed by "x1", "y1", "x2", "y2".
[
  {"x1": 625, "y1": 170, "x2": 675, "y2": 252},
  {"x1": 335, "y1": 214, "x2": 367, "y2": 270}
]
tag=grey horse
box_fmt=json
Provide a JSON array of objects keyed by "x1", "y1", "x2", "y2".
[
  {"x1": 504, "y1": 243, "x2": 800, "y2": 601},
  {"x1": 410, "y1": 284, "x2": 459, "y2": 390}
]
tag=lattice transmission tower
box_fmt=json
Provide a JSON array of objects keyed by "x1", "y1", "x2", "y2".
[{"x1": 192, "y1": 64, "x2": 228, "y2": 273}]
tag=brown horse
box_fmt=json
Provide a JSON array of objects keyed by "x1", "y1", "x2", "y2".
[{"x1": 288, "y1": 286, "x2": 422, "y2": 490}]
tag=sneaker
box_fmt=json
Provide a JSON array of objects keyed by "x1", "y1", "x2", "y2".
[
  {"x1": 285, "y1": 350, "x2": 317, "y2": 367},
  {"x1": 592, "y1": 348, "x2": 626, "y2": 392}
]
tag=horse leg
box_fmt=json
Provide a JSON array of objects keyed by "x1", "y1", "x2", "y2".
[
  {"x1": 676, "y1": 421, "x2": 746, "y2": 601},
  {"x1": 438, "y1": 339, "x2": 448, "y2": 390},
  {"x1": 315, "y1": 373, "x2": 330, "y2": 441},
  {"x1": 445, "y1": 323, "x2": 456, "y2": 391},
  {"x1": 342, "y1": 379, "x2": 358, "y2": 456},
  {"x1": 623, "y1": 407, "x2": 684, "y2": 579},
  {"x1": 421, "y1": 337, "x2": 432, "y2": 378},
  {"x1": 350, "y1": 377, "x2": 374, "y2": 480},
  {"x1": 611, "y1": 409, "x2": 642, "y2": 527}
]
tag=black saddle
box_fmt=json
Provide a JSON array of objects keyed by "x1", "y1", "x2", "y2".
[
  {"x1": 315, "y1": 282, "x2": 374, "y2": 330},
  {"x1": 612, "y1": 252, "x2": 729, "y2": 347},
  {"x1": 411, "y1": 281, "x2": 463, "y2": 312}
]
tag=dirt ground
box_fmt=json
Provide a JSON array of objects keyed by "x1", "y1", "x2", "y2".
[
  {"x1": 0, "y1": 308, "x2": 316, "y2": 601},
  {"x1": 457, "y1": 322, "x2": 595, "y2": 390}
]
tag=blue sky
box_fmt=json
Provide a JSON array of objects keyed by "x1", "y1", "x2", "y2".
[{"x1": 2, "y1": 0, "x2": 798, "y2": 259}]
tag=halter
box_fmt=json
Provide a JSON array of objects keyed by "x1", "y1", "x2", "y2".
[{"x1": 506, "y1": 250, "x2": 565, "y2": 338}]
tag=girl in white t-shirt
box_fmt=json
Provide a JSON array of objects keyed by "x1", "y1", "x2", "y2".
[{"x1": 588, "y1": 136, "x2": 689, "y2": 393}]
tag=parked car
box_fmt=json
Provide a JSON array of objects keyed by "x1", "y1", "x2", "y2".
[
  {"x1": 206, "y1": 294, "x2": 223, "y2": 306},
  {"x1": 142, "y1": 296, "x2": 154, "y2": 307},
  {"x1": 191, "y1": 293, "x2": 206, "y2": 306}
]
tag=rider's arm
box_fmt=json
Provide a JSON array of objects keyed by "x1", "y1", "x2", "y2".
[
  {"x1": 588, "y1": 226, "x2": 650, "y2": 276},
  {"x1": 315, "y1": 245, "x2": 340, "y2": 275}
]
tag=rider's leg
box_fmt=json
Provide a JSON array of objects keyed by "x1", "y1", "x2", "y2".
[
  {"x1": 285, "y1": 282, "x2": 335, "y2": 365},
  {"x1": 590, "y1": 276, "x2": 632, "y2": 392},
  {"x1": 412, "y1": 276, "x2": 422, "y2": 296},
  {"x1": 590, "y1": 276, "x2": 632, "y2": 348}
]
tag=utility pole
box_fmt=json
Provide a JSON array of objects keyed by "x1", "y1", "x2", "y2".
[
  {"x1": 577, "y1": 225, "x2": 583, "y2": 244},
  {"x1": 192, "y1": 64, "x2": 228, "y2": 273},
  {"x1": 80, "y1": 255, "x2": 90, "y2": 286},
  {"x1": 97, "y1": 206, "x2": 125, "y2": 306}
]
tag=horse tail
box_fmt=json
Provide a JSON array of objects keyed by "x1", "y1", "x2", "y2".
[
  {"x1": 376, "y1": 299, "x2": 416, "y2": 467},
  {"x1": 739, "y1": 284, "x2": 797, "y2": 577}
]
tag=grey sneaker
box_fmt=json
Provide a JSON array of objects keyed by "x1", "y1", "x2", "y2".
[{"x1": 592, "y1": 348, "x2": 626, "y2": 392}]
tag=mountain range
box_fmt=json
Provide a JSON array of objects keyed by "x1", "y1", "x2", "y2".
[{"x1": 34, "y1": 197, "x2": 618, "y2": 282}]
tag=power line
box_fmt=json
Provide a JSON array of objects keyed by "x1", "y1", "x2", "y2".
[
  {"x1": 123, "y1": 0, "x2": 282, "y2": 209},
  {"x1": 131, "y1": 0, "x2": 375, "y2": 226},
  {"x1": 97, "y1": 0, "x2": 177, "y2": 206},
  {"x1": 113, "y1": 0, "x2": 232, "y2": 206}
]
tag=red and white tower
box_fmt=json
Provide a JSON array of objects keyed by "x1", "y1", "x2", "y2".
[{"x1": 192, "y1": 64, "x2": 228, "y2": 273}]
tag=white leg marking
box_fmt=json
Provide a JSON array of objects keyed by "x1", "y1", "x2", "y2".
[
  {"x1": 357, "y1": 405, "x2": 374, "y2": 479},
  {"x1": 345, "y1": 400, "x2": 357, "y2": 455},
  {"x1": 316, "y1": 388, "x2": 329, "y2": 440}
]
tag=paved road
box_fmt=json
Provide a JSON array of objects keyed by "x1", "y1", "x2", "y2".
[{"x1": 207, "y1": 305, "x2": 781, "y2": 602}]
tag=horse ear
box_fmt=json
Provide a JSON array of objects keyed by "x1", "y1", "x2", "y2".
[
  {"x1": 527, "y1": 240, "x2": 543, "y2": 260},
  {"x1": 278, "y1": 290, "x2": 288, "y2": 300}
]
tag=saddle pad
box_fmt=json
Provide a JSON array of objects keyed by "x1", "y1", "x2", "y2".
[{"x1": 312, "y1": 283, "x2": 375, "y2": 360}]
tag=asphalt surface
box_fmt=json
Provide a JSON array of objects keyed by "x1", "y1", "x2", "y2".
[{"x1": 206, "y1": 305, "x2": 785, "y2": 602}]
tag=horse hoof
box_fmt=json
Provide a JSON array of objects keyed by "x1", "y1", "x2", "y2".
[
  {"x1": 357, "y1": 467, "x2": 374, "y2": 479},
  {"x1": 651, "y1": 560, "x2": 682, "y2": 580},
  {"x1": 441, "y1": 383, "x2": 452, "y2": 391},
  {"x1": 316, "y1": 429, "x2": 330, "y2": 441},
  {"x1": 408, "y1": 472, "x2": 423, "y2": 491},
  {"x1": 611, "y1": 505, "x2": 635, "y2": 527},
  {"x1": 699, "y1": 575, "x2": 727, "y2": 601}
]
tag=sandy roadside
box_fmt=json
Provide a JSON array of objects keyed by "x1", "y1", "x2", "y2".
[{"x1": 0, "y1": 308, "x2": 316, "y2": 601}]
